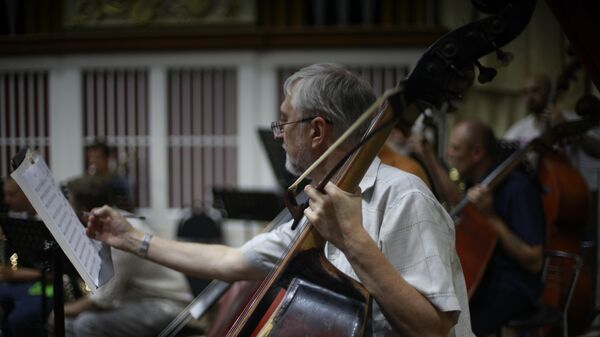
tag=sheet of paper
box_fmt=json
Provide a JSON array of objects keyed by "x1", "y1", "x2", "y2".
[{"x1": 11, "y1": 150, "x2": 113, "y2": 290}]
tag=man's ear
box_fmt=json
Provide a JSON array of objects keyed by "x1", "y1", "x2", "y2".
[
  {"x1": 472, "y1": 144, "x2": 485, "y2": 162},
  {"x1": 310, "y1": 117, "x2": 328, "y2": 149}
]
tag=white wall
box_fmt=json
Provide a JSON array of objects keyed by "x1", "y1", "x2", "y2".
[{"x1": 0, "y1": 48, "x2": 422, "y2": 245}]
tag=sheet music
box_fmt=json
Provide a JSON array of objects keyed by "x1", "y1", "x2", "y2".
[{"x1": 11, "y1": 150, "x2": 113, "y2": 290}]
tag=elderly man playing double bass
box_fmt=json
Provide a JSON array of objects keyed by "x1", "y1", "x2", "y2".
[{"x1": 86, "y1": 63, "x2": 473, "y2": 337}]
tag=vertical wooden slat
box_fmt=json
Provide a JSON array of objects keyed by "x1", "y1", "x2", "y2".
[
  {"x1": 83, "y1": 71, "x2": 88, "y2": 148},
  {"x1": 167, "y1": 72, "x2": 173, "y2": 207},
  {"x1": 107, "y1": 71, "x2": 115, "y2": 137},
  {"x1": 114, "y1": 72, "x2": 124, "y2": 200},
  {"x1": 168, "y1": 148, "x2": 174, "y2": 207},
  {"x1": 8, "y1": 73, "x2": 16, "y2": 163},
  {"x1": 177, "y1": 70, "x2": 185, "y2": 207},
  {"x1": 95, "y1": 71, "x2": 102, "y2": 136},
  {"x1": 214, "y1": 69, "x2": 225, "y2": 188},
  {"x1": 138, "y1": 70, "x2": 148, "y2": 207},
  {"x1": 182, "y1": 70, "x2": 192, "y2": 207},
  {"x1": 128, "y1": 70, "x2": 137, "y2": 204},
  {"x1": 85, "y1": 72, "x2": 93, "y2": 142},
  {"x1": 192, "y1": 70, "x2": 203, "y2": 205},
  {"x1": 225, "y1": 69, "x2": 237, "y2": 185},
  {"x1": 172, "y1": 70, "x2": 182, "y2": 207},
  {"x1": 42, "y1": 72, "x2": 49, "y2": 163},
  {"x1": 130, "y1": 145, "x2": 138, "y2": 207},
  {"x1": 117, "y1": 71, "x2": 126, "y2": 202},
  {"x1": 17, "y1": 73, "x2": 24, "y2": 144},
  {"x1": 113, "y1": 71, "x2": 119, "y2": 140},
  {"x1": 188, "y1": 69, "x2": 196, "y2": 206},
  {"x1": 203, "y1": 69, "x2": 213, "y2": 203},
  {"x1": 133, "y1": 71, "x2": 139, "y2": 140},
  {"x1": 0, "y1": 74, "x2": 6, "y2": 177},
  {"x1": 24, "y1": 74, "x2": 30, "y2": 142},
  {"x1": 82, "y1": 72, "x2": 90, "y2": 168},
  {"x1": 127, "y1": 71, "x2": 135, "y2": 143},
  {"x1": 20, "y1": 73, "x2": 26, "y2": 150},
  {"x1": 140, "y1": 71, "x2": 148, "y2": 136},
  {"x1": 28, "y1": 73, "x2": 35, "y2": 150},
  {"x1": 117, "y1": 71, "x2": 125, "y2": 138},
  {"x1": 210, "y1": 69, "x2": 217, "y2": 202},
  {"x1": 140, "y1": 146, "x2": 149, "y2": 206}
]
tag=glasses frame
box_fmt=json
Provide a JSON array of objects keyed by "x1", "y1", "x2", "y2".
[{"x1": 270, "y1": 116, "x2": 330, "y2": 137}]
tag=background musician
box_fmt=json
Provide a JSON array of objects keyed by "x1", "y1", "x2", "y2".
[
  {"x1": 503, "y1": 74, "x2": 553, "y2": 147},
  {"x1": 51, "y1": 176, "x2": 192, "y2": 337},
  {"x1": 0, "y1": 177, "x2": 51, "y2": 337},
  {"x1": 448, "y1": 120, "x2": 545, "y2": 336},
  {"x1": 504, "y1": 73, "x2": 600, "y2": 174}
]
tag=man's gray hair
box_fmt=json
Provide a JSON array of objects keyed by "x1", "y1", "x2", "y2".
[{"x1": 284, "y1": 63, "x2": 377, "y2": 145}]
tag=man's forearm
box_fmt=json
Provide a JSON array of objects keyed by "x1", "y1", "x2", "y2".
[
  {"x1": 488, "y1": 216, "x2": 543, "y2": 274},
  {"x1": 144, "y1": 235, "x2": 264, "y2": 282}
]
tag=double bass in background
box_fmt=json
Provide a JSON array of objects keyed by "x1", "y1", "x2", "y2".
[
  {"x1": 88, "y1": 1, "x2": 537, "y2": 337},
  {"x1": 505, "y1": 54, "x2": 600, "y2": 334},
  {"x1": 538, "y1": 95, "x2": 600, "y2": 336}
]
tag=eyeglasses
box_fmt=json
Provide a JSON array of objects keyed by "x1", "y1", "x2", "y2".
[{"x1": 270, "y1": 116, "x2": 331, "y2": 137}]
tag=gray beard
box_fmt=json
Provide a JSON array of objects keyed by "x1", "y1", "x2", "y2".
[{"x1": 285, "y1": 153, "x2": 304, "y2": 177}]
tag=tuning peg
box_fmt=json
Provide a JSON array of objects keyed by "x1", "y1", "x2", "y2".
[
  {"x1": 474, "y1": 61, "x2": 497, "y2": 84},
  {"x1": 496, "y1": 49, "x2": 514, "y2": 66}
]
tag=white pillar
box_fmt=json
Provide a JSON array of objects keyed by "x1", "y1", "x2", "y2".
[
  {"x1": 49, "y1": 65, "x2": 83, "y2": 183},
  {"x1": 142, "y1": 66, "x2": 176, "y2": 238}
]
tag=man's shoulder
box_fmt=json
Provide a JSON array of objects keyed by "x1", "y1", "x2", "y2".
[
  {"x1": 498, "y1": 169, "x2": 539, "y2": 197},
  {"x1": 375, "y1": 163, "x2": 433, "y2": 198},
  {"x1": 504, "y1": 115, "x2": 537, "y2": 139}
]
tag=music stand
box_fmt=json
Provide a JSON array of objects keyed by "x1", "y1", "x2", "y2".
[
  {"x1": 0, "y1": 215, "x2": 68, "y2": 337},
  {"x1": 213, "y1": 187, "x2": 285, "y2": 240}
]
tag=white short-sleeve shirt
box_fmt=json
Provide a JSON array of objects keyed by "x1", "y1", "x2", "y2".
[{"x1": 241, "y1": 158, "x2": 473, "y2": 337}]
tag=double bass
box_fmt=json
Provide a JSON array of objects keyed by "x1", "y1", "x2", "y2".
[
  {"x1": 160, "y1": 1, "x2": 537, "y2": 336},
  {"x1": 541, "y1": 2, "x2": 600, "y2": 332},
  {"x1": 538, "y1": 94, "x2": 600, "y2": 335}
]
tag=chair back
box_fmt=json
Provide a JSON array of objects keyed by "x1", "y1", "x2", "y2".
[{"x1": 541, "y1": 250, "x2": 583, "y2": 315}]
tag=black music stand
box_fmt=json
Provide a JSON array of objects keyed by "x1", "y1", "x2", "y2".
[
  {"x1": 213, "y1": 187, "x2": 285, "y2": 240},
  {"x1": 0, "y1": 215, "x2": 68, "y2": 337}
]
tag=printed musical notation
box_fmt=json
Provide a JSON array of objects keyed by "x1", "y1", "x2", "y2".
[{"x1": 11, "y1": 150, "x2": 113, "y2": 290}]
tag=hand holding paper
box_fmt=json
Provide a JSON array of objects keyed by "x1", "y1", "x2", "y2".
[{"x1": 86, "y1": 206, "x2": 143, "y2": 253}]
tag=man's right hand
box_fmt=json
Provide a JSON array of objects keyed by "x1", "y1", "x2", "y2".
[
  {"x1": 541, "y1": 104, "x2": 564, "y2": 126},
  {"x1": 86, "y1": 205, "x2": 139, "y2": 252}
]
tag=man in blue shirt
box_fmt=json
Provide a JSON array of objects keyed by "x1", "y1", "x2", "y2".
[{"x1": 446, "y1": 119, "x2": 546, "y2": 336}]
